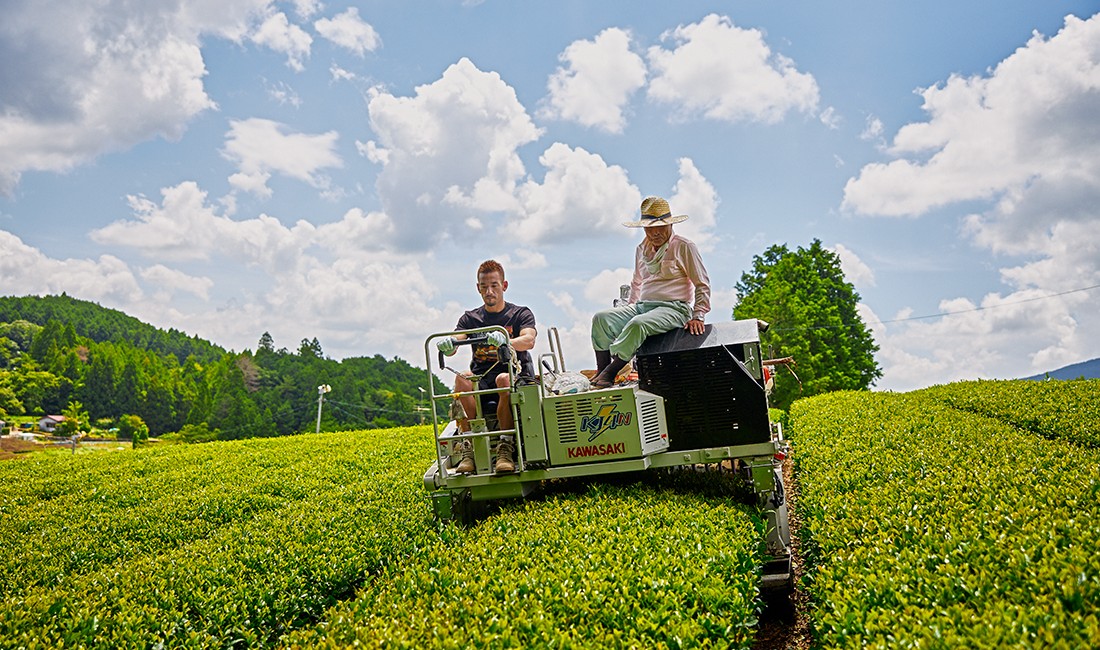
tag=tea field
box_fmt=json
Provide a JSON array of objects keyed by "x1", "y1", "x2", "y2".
[
  {"x1": 790, "y1": 379, "x2": 1100, "y2": 648},
  {"x1": 0, "y1": 427, "x2": 764, "y2": 648},
  {"x1": 1, "y1": 378, "x2": 1097, "y2": 648}
]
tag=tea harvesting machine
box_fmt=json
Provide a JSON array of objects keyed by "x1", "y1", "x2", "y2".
[{"x1": 422, "y1": 319, "x2": 793, "y2": 591}]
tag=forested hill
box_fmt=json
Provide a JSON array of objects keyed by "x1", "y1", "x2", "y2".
[
  {"x1": 0, "y1": 294, "x2": 446, "y2": 439},
  {"x1": 0, "y1": 294, "x2": 224, "y2": 364}
]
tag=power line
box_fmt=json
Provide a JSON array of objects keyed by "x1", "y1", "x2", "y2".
[
  {"x1": 770, "y1": 282, "x2": 1100, "y2": 332},
  {"x1": 873, "y1": 283, "x2": 1100, "y2": 326},
  {"x1": 325, "y1": 397, "x2": 423, "y2": 416}
]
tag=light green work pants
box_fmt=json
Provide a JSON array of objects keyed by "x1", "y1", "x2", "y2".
[{"x1": 591, "y1": 300, "x2": 691, "y2": 360}]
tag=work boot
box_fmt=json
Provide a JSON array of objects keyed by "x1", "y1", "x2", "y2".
[
  {"x1": 453, "y1": 439, "x2": 475, "y2": 474},
  {"x1": 592, "y1": 355, "x2": 629, "y2": 389},
  {"x1": 494, "y1": 435, "x2": 516, "y2": 474}
]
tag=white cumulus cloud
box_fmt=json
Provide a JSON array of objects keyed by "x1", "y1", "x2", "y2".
[
  {"x1": 646, "y1": 14, "x2": 820, "y2": 124},
  {"x1": 667, "y1": 158, "x2": 719, "y2": 249},
  {"x1": 0, "y1": 0, "x2": 326, "y2": 196},
  {"x1": 508, "y1": 144, "x2": 640, "y2": 245},
  {"x1": 0, "y1": 231, "x2": 143, "y2": 303},
  {"x1": 0, "y1": 0, "x2": 250, "y2": 194},
  {"x1": 249, "y1": 11, "x2": 312, "y2": 71},
  {"x1": 222, "y1": 118, "x2": 342, "y2": 197},
  {"x1": 92, "y1": 181, "x2": 315, "y2": 274},
  {"x1": 141, "y1": 265, "x2": 214, "y2": 301},
  {"x1": 314, "y1": 7, "x2": 381, "y2": 56},
  {"x1": 843, "y1": 14, "x2": 1100, "y2": 220},
  {"x1": 539, "y1": 27, "x2": 647, "y2": 133},
  {"x1": 840, "y1": 14, "x2": 1100, "y2": 388},
  {"x1": 832, "y1": 243, "x2": 876, "y2": 289},
  {"x1": 366, "y1": 57, "x2": 543, "y2": 249}
]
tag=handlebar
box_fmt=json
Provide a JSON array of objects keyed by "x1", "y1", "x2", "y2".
[{"x1": 436, "y1": 331, "x2": 511, "y2": 370}]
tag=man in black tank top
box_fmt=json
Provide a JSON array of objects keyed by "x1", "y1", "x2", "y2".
[{"x1": 437, "y1": 260, "x2": 537, "y2": 473}]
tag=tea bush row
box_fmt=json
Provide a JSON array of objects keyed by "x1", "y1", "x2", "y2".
[
  {"x1": 791, "y1": 389, "x2": 1100, "y2": 648},
  {"x1": 919, "y1": 378, "x2": 1100, "y2": 447},
  {"x1": 288, "y1": 477, "x2": 764, "y2": 649},
  {"x1": 0, "y1": 436, "x2": 353, "y2": 596},
  {"x1": 0, "y1": 428, "x2": 438, "y2": 648},
  {"x1": 3, "y1": 428, "x2": 769, "y2": 647}
]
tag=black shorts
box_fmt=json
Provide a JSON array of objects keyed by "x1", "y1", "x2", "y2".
[{"x1": 477, "y1": 372, "x2": 507, "y2": 412}]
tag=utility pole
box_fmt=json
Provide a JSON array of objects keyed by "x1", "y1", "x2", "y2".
[
  {"x1": 315, "y1": 384, "x2": 331, "y2": 433},
  {"x1": 417, "y1": 386, "x2": 427, "y2": 425}
]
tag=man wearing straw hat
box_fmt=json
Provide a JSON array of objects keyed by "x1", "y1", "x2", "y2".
[{"x1": 590, "y1": 196, "x2": 711, "y2": 389}]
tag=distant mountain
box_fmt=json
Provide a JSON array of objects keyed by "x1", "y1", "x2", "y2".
[{"x1": 1023, "y1": 358, "x2": 1100, "y2": 381}]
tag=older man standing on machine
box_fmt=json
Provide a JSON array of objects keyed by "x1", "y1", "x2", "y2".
[{"x1": 590, "y1": 196, "x2": 711, "y2": 389}]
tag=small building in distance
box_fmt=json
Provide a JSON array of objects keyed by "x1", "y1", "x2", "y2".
[{"x1": 37, "y1": 415, "x2": 66, "y2": 433}]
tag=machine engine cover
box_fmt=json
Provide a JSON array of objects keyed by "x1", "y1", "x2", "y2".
[
  {"x1": 636, "y1": 321, "x2": 771, "y2": 450},
  {"x1": 542, "y1": 388, "x2": 668, "y2": 465}
]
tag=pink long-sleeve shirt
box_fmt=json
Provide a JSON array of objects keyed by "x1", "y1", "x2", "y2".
[{"x1": 629, "y1": 234, "x2": 711, "y2": 321}]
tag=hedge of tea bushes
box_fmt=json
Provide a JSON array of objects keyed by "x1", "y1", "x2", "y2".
[
  {"x1": 0, "y1": 427, "x2": 439, "y2": 648},
  {"x1": 0, "y1": 436, "x2": 352, "y2": 597},
  {"x1": 918, "y1": 378, "x2": 1100, "y2": 447},
  {"x1": 791, "y1": 390, "x2": 1100, "y2": 649},
  {"x1": 2, "y1": 428, "x2": 770, "y2": 648},
  {"x1": 288, "y1": 477, "x2": 765, "y2": 649}
]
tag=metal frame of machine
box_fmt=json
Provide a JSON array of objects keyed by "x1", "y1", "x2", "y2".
[{"x1": 422, "y1": 320, "x2": 793, "y2": 591}]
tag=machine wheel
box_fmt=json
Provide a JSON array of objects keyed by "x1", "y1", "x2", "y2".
[
  {"x1": 452, "y1": 489, "x2": 475, "y2": 525},
  {"x1": 451, "y1": 489, "x2": 496, "y2": 526}
]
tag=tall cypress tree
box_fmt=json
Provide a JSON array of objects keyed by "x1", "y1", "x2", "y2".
[{"x1": 734, "y1": 239, "x2": 881, "y2": 410}]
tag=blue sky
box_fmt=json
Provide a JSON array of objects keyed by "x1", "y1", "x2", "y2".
[{"x1": 2, "y1": 0, "x2": 1099, "y2": 391}]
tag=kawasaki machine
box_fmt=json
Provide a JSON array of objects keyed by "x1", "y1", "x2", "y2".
[{"x1": 422, "y1": 320, "x2": 793, "y2": 591}]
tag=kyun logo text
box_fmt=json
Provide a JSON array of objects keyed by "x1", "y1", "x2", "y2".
[{"x1": 580, "y1": 403, "x2": 632, "y2": 442}]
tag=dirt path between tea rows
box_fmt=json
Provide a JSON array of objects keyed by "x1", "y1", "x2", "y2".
[{"x1": 753, "y1": 454, "x2": 812, "y2": 650}]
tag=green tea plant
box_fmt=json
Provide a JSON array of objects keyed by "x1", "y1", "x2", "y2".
[
  {"x1": 791, "y1": 388, "x2": 1100, "y2": 648},
  {"x1": 1, "y1": 427, "x2": 770, "y2": 647},
  {"x1": 0, "y1": 437, "x2": 347, "y2": 596},
  {"x1": 919, "y1": 378, "x2": 1100, "y2": 447},
  {"x1": 0, "y1": 428, "x2": 438, "y2": 648},
  {"x1": 289, "y1": 479, "x2": 764, "y2": 649}
]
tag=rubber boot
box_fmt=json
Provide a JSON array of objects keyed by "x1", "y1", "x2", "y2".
[
  {"x1": 453, "y1": 439, "x2": 475, "y2": 474},
  {"x1": 592, "y1": 355, "x2": 628, "y2": 389},
  {"x1": 494, "y1": 435, "x2": 516, "y2": 474},
  {"x1": 594, "y1": 349, "x2": 612, "y2": 377}
]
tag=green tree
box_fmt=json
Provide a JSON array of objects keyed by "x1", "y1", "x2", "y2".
[
  {"x1": 116, "y1": 359, "x2": 143, "y2": 417},
  {"x1": 298, "y1": 337, "x2": 324, "y2": 358},
  {"x1": 0, "y1": 320, "x2": 41, "y2": 352},
  {"x1": 201, "y1": 355, "x2": 274, "y2": 439},
  {"x1": 80, "y1": 350, "x2": 119, "y2": 419},
  {"x1": 59, "y1": 400, "x2": 90, "y2": 436},
  {"x1": 118, "y1": 414, "x2": 150, "y2": 447},
  {"x1": 28, "y1": 319, "x2": 62, "y2": 363},
  {"x1": 15, "y1": 370, "x2": 67, "y2": 414},
  {"x1": 734, "y1": 239, "x2": 881, "y2": 410},
  {"x1": 169, "y1": 422, "x2": 218, "y2": 443},
  {"x1": 0, "y1": 372, "x2": 23, "y2": 416},
  {"x1": 257, "y1": 331, "x2": 275, "y2": 354}
]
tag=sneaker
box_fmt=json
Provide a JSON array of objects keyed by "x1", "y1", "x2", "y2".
[
  {"x1": 494, "y1": 435, "x2": 516, "y2": 474},
  {"x1": 453, "y1": 439, "x2": 475, "y2": 474}
]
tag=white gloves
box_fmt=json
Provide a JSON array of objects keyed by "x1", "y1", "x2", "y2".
[{"x1": 438, "y1": 331, "x2": 506, "y2": 355}]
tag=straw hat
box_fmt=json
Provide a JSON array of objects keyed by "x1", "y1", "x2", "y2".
[{"x1": 623, "y1": 196, "x2": 689, "y2": 228}]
